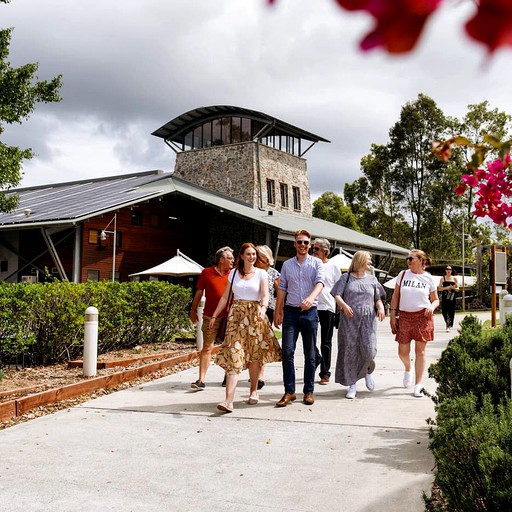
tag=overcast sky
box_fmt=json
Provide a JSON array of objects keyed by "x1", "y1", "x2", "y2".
[{"x1": 3, "y1": 0, "x2": 512, "y2": 201}]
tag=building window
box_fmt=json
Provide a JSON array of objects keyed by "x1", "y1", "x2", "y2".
[
  {"x1": 293, "y1": 186, "x2": 301, "y2": 211},
  {"x1": 180, "y1": 117, "x2": 302, "y2": 155},
  {"x1": 267, "y1": 179, "x2": 276, "y2": 205},
  {"x1": 0, "y1": 260, "x2": 7, "y2": 272},
  {"x1": 87, "y1": 269, "x2": 100, "y2": 282},
  {"x1": 110, "y1": 271, "x2": 120, "y2": 282},
  {"x1": 131, "y1": 210, "x2": 143, "y2": 226},
  {"x1": 280, "y1": 183, "x2": 289, "y2": 208},
  {"x1": 110, "y1": 232, "x2": 123, "y2": 248},
  {"x1": 88, "y1": 229, "x2": 101, "y2": 244}
]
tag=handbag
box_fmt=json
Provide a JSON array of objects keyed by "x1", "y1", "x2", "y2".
[
  {"x1": 215, "y1": 272, "x2": 235, "y2": 343},
  {"x1": 391, "y1": 271, "x2": 406, "y2": 334}
]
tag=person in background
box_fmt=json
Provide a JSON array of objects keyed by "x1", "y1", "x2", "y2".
[
  {"x1": 438, "y1": 266, "x2": 459, "y2": 332},
  {"x1": 211, "y1": 243, "x2": 282, "y2": 413},
  {"x1": 189, "y1": 246, "x2": 234, "y2": 390},
  {"x1": 254, "y1": 245, "x2": 280, "y2": 389},
  {"x1": 390, "y1": 249, "x2": 439, "y2": 398},
  {"x1": 274, "y1": 230, "x2": 324, "y2": 407},
  {"x1": 331, "y1": 251, "x2": 385, "y2": 399},
  {"x1": 312, "y1": 238, "x2": 341, "y2": 385}
]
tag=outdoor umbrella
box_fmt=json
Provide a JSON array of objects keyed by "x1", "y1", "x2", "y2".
[{"x1": 129, "y1": 250, "x2": 204, "y2": 277}]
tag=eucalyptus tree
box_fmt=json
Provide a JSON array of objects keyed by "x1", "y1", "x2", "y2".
[{"x1": 312, "y1": 191, "x2": 360, "y2": 231}]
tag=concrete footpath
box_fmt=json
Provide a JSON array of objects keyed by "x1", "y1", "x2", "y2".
[{"x1": 0, "y1": 311, "x2": 491, "y2": 511}]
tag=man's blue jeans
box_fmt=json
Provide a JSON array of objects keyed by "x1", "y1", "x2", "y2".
[{"x1": 281, "y1": 308, "x2": 319, "y2": 394}]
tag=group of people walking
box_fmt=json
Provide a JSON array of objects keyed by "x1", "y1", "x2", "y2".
[{"x1": 190, "y1": 231, "x2": 445, "y2": 411}]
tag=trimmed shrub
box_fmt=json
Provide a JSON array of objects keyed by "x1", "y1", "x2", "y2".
[
  {"x1": 426, "y1": 314, "x2": 512, "y2": 510},
  {"x1": 427, "y1": 395, "x2": 512, "y2": 511},
  {"x1": 0, "y1": 281, "x2": 192, "y2": 365}
]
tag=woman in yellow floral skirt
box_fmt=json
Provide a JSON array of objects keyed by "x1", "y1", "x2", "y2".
[{"x1": 209, "y1": 242, "x2": 282, "y2": 412}]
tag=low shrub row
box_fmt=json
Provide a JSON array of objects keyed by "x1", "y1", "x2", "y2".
[
  {"x1": 0, "y1": 281, "x2": 193, "y2": 366},
  {"x1": 426, "y1": 315, "x2": 512, "y2": 510}
]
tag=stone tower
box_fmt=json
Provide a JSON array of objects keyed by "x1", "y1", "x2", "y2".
[{"x1": 152, "y1": 105, "x2": 329, "y2": 217}]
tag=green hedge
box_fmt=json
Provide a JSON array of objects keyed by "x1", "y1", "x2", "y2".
[
  {"x1": 0, "y1": 281, "x2": 193, "y2": 365},
  {"x1": 426, "y1": 315, "x2": 512, "y2": 510}
]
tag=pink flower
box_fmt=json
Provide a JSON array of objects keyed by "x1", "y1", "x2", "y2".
[
  {"x1": 465, "y1": 0, "x2": 512, "y2": 53},
  {"x1": 335, "y1": 0, "x2": 442, "y2": 53},
  {"x1": 459, "y1": 155, "x2": 512, "y2": 226}
]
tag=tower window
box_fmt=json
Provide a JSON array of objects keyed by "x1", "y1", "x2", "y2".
[
  {"x1": 293, "y1": 186, "x2": 301, "y2": 211},
  {"x1": 267, "y1": 179, "x2": 276, "y2": 205},
  {"x1": 280, "y1": 183, "x2": 289, "y2": 208}
]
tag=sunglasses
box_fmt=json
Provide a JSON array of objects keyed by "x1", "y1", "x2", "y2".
[
  {"x1": 406, "y1": 256, "x2": 419, "y2": 262},
  {"x1": 446, "y1": 268, "x2": 452, "y2": 271},
  {"x1": 296, "y1": 240, "x2": 310, "y2": 246},
  {"x1": 312, "y1": 246, "x2": 321, "y2": 252}
]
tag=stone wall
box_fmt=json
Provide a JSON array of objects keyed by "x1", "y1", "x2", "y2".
[{"x1": 174, "y1": 141, "x2": 312, "y2": 217}]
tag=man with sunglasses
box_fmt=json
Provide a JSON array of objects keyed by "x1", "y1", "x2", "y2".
[{"x1": 274, "y1": 230, "x2": 325, "y2": 407}]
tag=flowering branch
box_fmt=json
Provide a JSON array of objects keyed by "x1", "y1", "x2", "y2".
[{"x1": 433, "y1": 136, "x2": 512, "y2": 228}]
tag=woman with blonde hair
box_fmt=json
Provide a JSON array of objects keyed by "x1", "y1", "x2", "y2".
[
  {"x1": 210, "y1": 242, "x2": 282, "y2": 412},
  {"x1": 390, "y1": 249, "x2": 439, "y2": 397},
  {"x1": 331, "y1": 251, "x2": 386, "y2": 399}
]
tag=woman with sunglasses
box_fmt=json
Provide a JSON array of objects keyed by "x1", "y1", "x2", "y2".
[
  {"x1": 389, "y1": 250, "x2": 439, "y2": 398},
  {"x1": 438, "y1": 266, "x2": 459, "y2": 333}
]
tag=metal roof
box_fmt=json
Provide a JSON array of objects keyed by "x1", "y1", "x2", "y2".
[
  {"x1": 152, "y1": 105, "x2": 330, "y2": 144},
  {"x1": 0, "y1": 171, "x2": 409, "y2": 257},
  {"x1": 0, "y1": 171, "x2": 169, "y2": 229},
  {"x1": 139, "y1": 177, "x2": 410, "y2": 258}
]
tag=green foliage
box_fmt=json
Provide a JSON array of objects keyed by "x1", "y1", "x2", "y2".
[
  {"x1": 312, "y1": 191, "x2": 360, "y2": 231},
  {"x1": 0, "y1": 281, "x2": 192, "y2": 365},
  {"x1": 429, "y1": 315, "x2": 512, "y2": 407},
  {"x1": 426, "y1": 315, "x2": 512, "y2": 510},
  {"x1": 427, "y1": 395, "x2": 512, "y2": 511},
  {"x1": 0, "y1": 24, "x2": 62, "y2": 211},
  {"x1": 344, "y1": 97, "x2": 511, "y2": 261}
]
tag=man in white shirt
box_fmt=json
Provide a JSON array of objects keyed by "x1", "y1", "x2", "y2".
[{"x1": 312, "y1": 238, "x2": 341, "y2": 384}]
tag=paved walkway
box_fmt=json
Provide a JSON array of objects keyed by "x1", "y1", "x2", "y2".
[{"x1": 0, "y1": 311, "x2": 491, "y2": 511}]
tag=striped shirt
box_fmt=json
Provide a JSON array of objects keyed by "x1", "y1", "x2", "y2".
[{"x1": 279, "y1": 255, "x2": 325, "y2": 307}]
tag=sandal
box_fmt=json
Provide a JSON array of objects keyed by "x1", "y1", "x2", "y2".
[
  {"x1": 247, "y1": 395, "x2": 259, "y2": 405},
  {"x1": 217, "y1": 401, "x2": 233, "y2": 413}
]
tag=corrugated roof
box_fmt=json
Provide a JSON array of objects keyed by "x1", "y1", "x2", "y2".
[
  {"x1": 0, "y1": 171, "x2": 409, "y2": 257},
  {"x1": 0, "y1": 171, "x2": 169, "y2": 228}
]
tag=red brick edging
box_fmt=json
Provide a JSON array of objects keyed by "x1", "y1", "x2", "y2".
[{"x1": 0, "y1": 346, "x2": 219, "y2": 423}]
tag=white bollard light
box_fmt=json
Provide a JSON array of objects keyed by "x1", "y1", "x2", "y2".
[
  {"x1": 196, "y1": 296, "x2": 205, "y2": 351},
  {"x1": 83, "y1": 306, "x2": 99, "y2": 377},
  {"x1": 499, "y1": 289, "x2": 508, "y2": 326},
  {"x1": 501, "y1": 294, "x2": 512, "y2": 327}
]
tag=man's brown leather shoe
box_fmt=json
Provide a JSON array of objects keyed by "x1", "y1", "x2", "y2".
[
  {"x1": 276, "y1": 392, "x2": 297, "y2": 407},
  {"x1": 303, "y1": 393, "x2": 315, "y2": 405}
]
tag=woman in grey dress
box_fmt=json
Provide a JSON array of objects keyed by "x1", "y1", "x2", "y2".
[{"x1": 331, "y1": 251, "x2": 386, "y2": 399}]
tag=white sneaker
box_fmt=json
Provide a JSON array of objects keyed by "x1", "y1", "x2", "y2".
[
  {"x1": 413, "y1": 384, "x2": 423, "y2": 397},
  {"x1": 346, "y1": 384, "x2": 357, "y2": 399},
  {"x1": 365, "y1": 373, "x2": 375, "y2": 391},
  {"x1": 403, "y1": 371, "x2": 413, "y2": 388}
]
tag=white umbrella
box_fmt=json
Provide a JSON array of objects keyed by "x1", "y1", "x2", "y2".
[
  {"x1": 384, "y1": 276, "x2": 398, "y2": 289},
  {"x1": 129, "y1": 250, "x2": 204, "y2": 277},
  {"x1": 328, "y1": 252, "x2": 353, "y2": 271}
]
